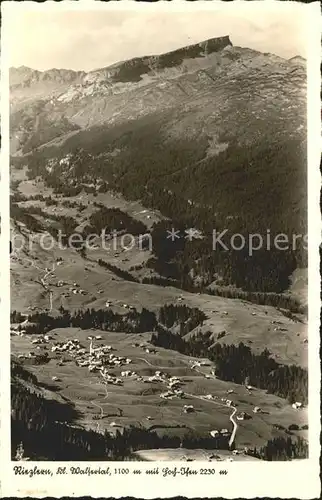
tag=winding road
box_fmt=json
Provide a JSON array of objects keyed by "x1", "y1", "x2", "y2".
[
  {"x1": 133, "y1": 355, "x2": 239, "y2": 446},
  {"x1": 25, "y1": 258, "x2": 56, "y2": 310},
  {"x1": 229, "y1": 406, "x2": 238, "y2": 447},
  {"x1": 90, "y1": 385, "x2": 111, "y2": 432}
]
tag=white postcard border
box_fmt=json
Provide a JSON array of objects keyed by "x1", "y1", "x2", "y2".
[{"x1": 1, "y1": 1, "x2": 321, "y2": 498}]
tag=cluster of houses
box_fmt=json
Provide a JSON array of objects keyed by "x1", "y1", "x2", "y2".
[
  {"x1": 291, "y1": 401, "x2": 303, "y2": 410},
  {"x1": 210, "y1": 428, "x2": 230, "y2": 438},
  {"x1": 131, "y1": 342, "x2": 157, "y2": 354},
  {"x1": 45, "y1": 334, "x2": 185, "y2": 394},
  {"x1": 13, "y1": 331, "x2": 54, "y2": 360},
  {"x1": 39, "y1": 334, "x2": 136, "y2": 385},
  {"x1": 11, "y1": 327, "x2": 27, "y2": 337},
  {"x1": 59, "y1": 281, "x2": 87, "y2": 297},
  {"x1": 159, "y1": 390, "x2": 184, "y2": 400},
  {"x1": 158, "y1": 375, "x2": 185, "y2": 400},
  {"x1": 202, "y1": 393, "x2": 217, "y2": 400},
  {"x1": 191, "y1": 360, "x2": 210, "y2": 369},
  {"x1": 219, "y1": 396, "x2": 236, "y2": 407},
  {"x1": 13, "y1": 319, "x2": 282, "y2": 455},
  {"x1": 51, "y1": 338, "x2": 85, "y2": 354},
  {"x1": 236, "y1": 412, "x2": 251, "y2": 421}
]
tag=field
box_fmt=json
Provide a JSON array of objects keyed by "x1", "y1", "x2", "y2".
[
  {"x1": 11, "y1": 326, "x2": 308, "y2": 452},
  {"x1": 11, "y1": 171, "x2": 307, "y2": 367},
  {"x1": 10, "y1": 167, "x2": 308, "y2": 459},
  {"x1": 11, "y1": 238, "x2": 308, "y2": 368}
]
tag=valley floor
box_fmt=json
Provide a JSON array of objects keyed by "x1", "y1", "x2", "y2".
[
  {"x1": 11, "y1": 327, "x2": 308, "y2": 456},
  {"x1": 10, "y1": 167, "x2": 308, "y2": 460}
]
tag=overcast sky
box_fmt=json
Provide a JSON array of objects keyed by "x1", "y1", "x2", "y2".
[{"x1": 6, "y1": 4, "x2": 309, "y2": 72}]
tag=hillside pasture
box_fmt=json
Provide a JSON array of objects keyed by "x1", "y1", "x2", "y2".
[{"x1": 11, "y1": 327, "x2": 307, "y2": 451}]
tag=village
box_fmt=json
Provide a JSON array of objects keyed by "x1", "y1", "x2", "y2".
[
  {"x1": 10, "y1": 216, "x2": 307, "y2": 459},
  {"x1": 11, "y1": 311, "x2": 306, "y2": 462}
]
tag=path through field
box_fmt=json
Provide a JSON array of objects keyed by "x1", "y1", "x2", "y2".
[{"x1": 132, "y1": 355, "x2": 239, "y2": 446}]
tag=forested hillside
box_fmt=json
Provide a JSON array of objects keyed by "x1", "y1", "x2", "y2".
[{"x1": 21, "y1": 111, "x2": 306, "y2": 294}]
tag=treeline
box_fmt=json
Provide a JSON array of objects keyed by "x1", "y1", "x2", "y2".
[
  {"x1": 13, "y1": 305, "x2": 207, "y2": 338},
  {"x1": 150, "y1": 330, "x2": 308, "y2": 404},
  {"x1": 23, "y1": 116, "x2": 307, "y2": 295},
  {"x1": 10, "y1": 201, "x2": 79, "y2": 244},
  {"x1": 142, "y1": 266, "x2": 305, "y2": 315},
  {"x1": 41, "y1": 212, "x2": 78, "y2": 246},
  {"x1": 145, "y1": 251, "x2": 305, "y2": 315},
  {"x1": 11, "y1": 193, "x2": 58, "y2": 206},
  {"x1": 252, "y1": 436, "x2": 308, "y2": 461},
  {"x1": 11, "y1": 311, "x2": 27, "y2": 323},
  {"x1": 85, "y1": 205, "x2": 147, "y2": 236},
  {"x1": 98, "y1": 259, "x2": 138, "y2": 282},
  {"x1": 207, "y1": 287, "x2": 306, "y2": 315},
  {"x1": 12, "y1": 386, "x2": 229, "y2": 461},
  {"x1": 209, "y1": 343, "x2": 308, "y2": 404},
  {"x1": 147, "y1": 221, "x2": 303, "y2": 296},
  {"x1": 11, "y1": 191, "x2": 28, "y2": 203},
  {"x1": 11, "y1": 362, "x2": 230, "y2": 461},
  {"x1": 25, "y1": 306, "x2": 158, "y2": 334},
  {"x1": 11, "y1": 372, "x2": 130, "y2": 460},
  {"x1": 10, "y1": 202, "x2": 44, "y2": 233},
  {"x1": 151, "y1": 327, "x2": 212, "y2": 358},
  {"x1": 159, "y1": 304, "x2": 206, "y2": 334},
  {"x1": 11, "y1": 360, "x2": 38, "y2": 383},
  {"x1": 12, "y1": 362, "x2": 307, "y2": 461},
  {"x1": 141, "y1": 276, "x2": 179, "y2": 288},
  {"x1": 62, "y1": 199, "x2": 87, "y2": 211},
  {"x1": 54, "y1": 185, "x2": 83, "y2": 197}
]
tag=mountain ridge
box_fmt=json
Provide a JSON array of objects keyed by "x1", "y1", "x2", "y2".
[
  {"x1": 10, "y1": 34, "x2": 306, "y2": 157},
  {"x1": 10, "y1": 34, "x2": 305, "y2": 91},
  {"x1": 10, "y1": 34, "x2": 307, "y2": 310},
  {"x1": 10, "y1": 35, "x2": 233, "y2": 83}
]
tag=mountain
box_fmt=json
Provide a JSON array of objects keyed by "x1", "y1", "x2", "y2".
[
  {"x1": 10, "y1": 66, "x2": 85, "y2": 88},
  {"x1": 9, "y1": 36, "x2": 309, "y2": 463},
  {"x1": 10, "y1": 36, "x2": 307, "y2": 293},
  {"x1": 10, "y1": 35, "x2": 306, "y2": 153}
]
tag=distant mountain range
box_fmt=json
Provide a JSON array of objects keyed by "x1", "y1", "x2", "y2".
[{"x1": 10, "y1": 35, "x2": 306, "y2": 155}]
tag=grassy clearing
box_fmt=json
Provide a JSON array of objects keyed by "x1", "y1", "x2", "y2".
[
  {"x1": 11, "y1": 166, "x2": 307, "y2": 367},
  {"x1": 11, "y1": 327, "x2": 307, "y2": 450},
  {"x1": 10, "y1": 166, "x2": 308, "y2": 454}
]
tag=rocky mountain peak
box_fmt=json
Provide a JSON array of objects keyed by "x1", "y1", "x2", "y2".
[
  {"x1": 9, "y1": 66, "x2": 85, "y2": 89},
  {"x1": 9, "y1": 35, "x2": 306, "y2": 156}
]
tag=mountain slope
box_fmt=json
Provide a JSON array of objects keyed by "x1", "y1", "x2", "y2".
[
  {"x1": 10, "y1": 36, "x2": 306, "y2": 153},
  {"x1": 10, "y1": 36, "x2": 307, "y2": 294}
]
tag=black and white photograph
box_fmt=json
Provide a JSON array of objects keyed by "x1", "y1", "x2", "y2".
[{"x1": 1, "y1": 1, "x2": 321, "y2": 498}]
